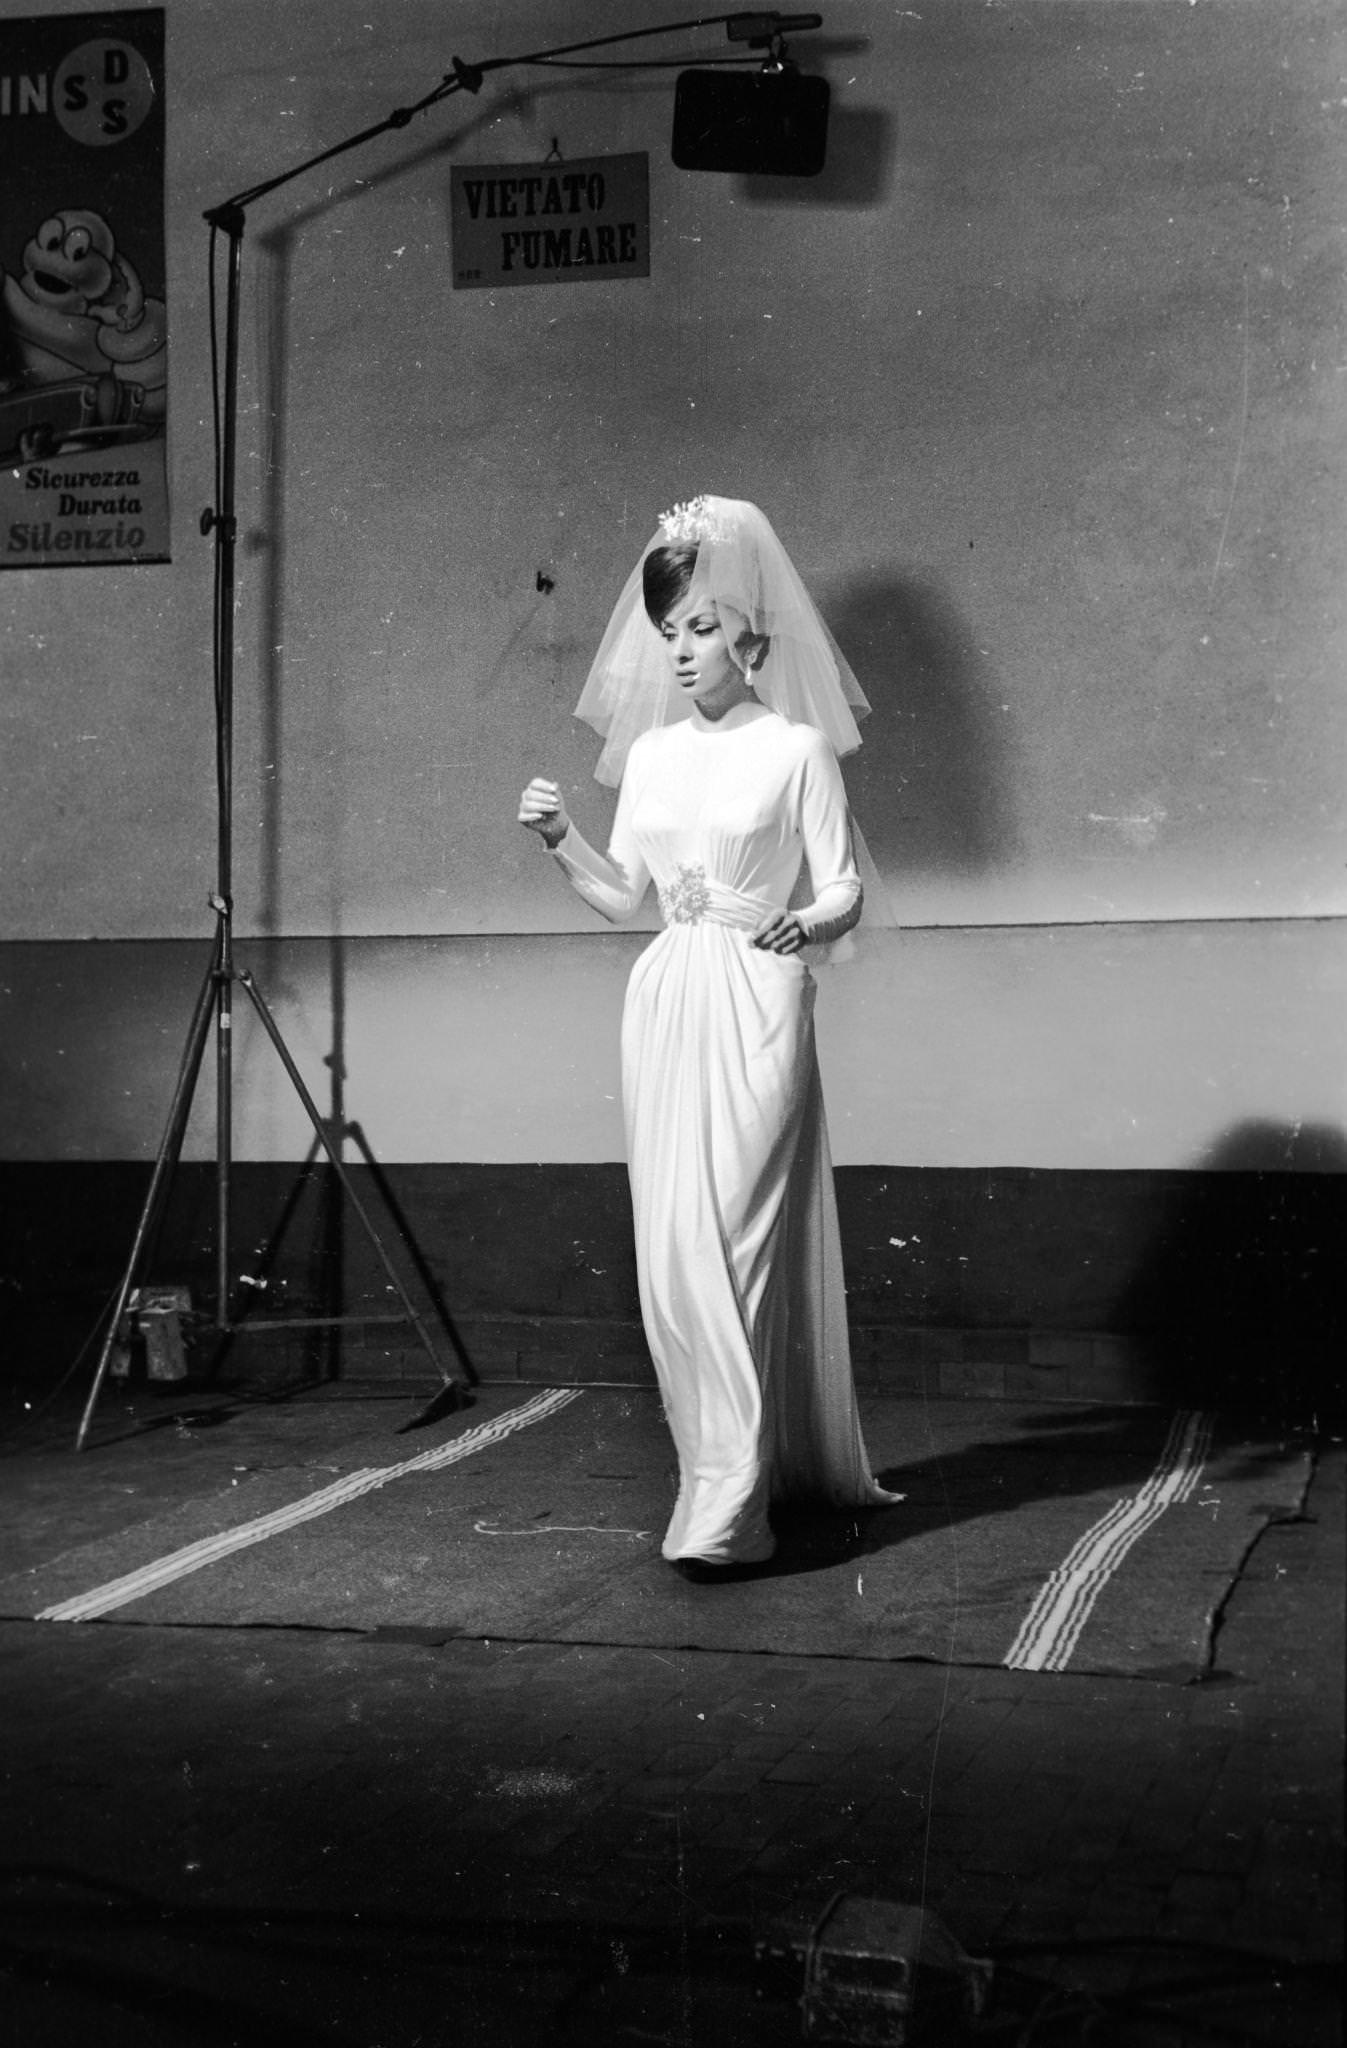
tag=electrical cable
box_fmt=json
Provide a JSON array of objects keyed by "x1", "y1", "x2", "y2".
[
  {"x1": 523, "y1": 53, "x2": 763, "y2": 70},
  {"x1": 0, "y1": 1282, "x2": 124, "y2": 1440},
  {"x1": 909, "y1": 1384, "x2": 965, "y2": 1982}
]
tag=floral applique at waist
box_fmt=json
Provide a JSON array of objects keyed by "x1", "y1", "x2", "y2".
[{"x1": 657, "y1": 862, "x2": 713, "y2": 925}]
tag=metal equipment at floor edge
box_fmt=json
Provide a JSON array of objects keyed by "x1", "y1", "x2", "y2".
[{"x1": 756, "y1": 1892, "x2": 994, "y2": 2045}]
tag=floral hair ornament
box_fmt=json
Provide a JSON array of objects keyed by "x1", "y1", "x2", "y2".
[
  {"x1": 657, "y1": 495, "x2": 733, "y2": 547},
  {"x1": 574, "y1": 494, "x2": 871, "y2": 783}
]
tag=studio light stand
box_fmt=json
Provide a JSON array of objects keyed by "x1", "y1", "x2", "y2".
[{"x1": 73, "y1": 11, "x2": 825, "y2": 1451}]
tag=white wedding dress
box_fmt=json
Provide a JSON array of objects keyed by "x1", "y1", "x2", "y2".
[{"x1": 554, "y1": 701, "x2": 893, "y2": 1565}]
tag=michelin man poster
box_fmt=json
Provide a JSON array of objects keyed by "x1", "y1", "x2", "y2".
[{"x1": 0, "y1": 9, "x2": 168, "y2": 568}]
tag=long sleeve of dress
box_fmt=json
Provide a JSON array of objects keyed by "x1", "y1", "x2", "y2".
[
  {"x1": 792, "y1": 732, "x2": 863, "y2": 947},
  {"x1": 550, "y1": 749, "x2": 651, "y2": 924}
]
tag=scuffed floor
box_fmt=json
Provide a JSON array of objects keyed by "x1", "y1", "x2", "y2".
[{"x1": 0, "y1": 1378, "x2": 1341, "y2": 2045}]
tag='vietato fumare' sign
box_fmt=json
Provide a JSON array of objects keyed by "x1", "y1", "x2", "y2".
[{"x1": 450, "y1": 154, "x2": 649, "y2": 290}]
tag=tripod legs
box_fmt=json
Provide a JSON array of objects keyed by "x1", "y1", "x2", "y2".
[
  {"x1": 74, "y1": 949, "x2": 470, "y2": 1450},
  {"x1": 234, "y1": 968, "x2": 468, "y2": 1405},
  {"x1": 75, "y1": 952, "x2": 217, "y2": 1451}
]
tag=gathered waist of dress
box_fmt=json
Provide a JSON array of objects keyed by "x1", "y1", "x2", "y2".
[{"x1": 656, "y1": 863, "x2": 775, "y2": 933}]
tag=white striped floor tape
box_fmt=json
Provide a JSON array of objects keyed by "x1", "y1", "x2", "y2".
[
  {"x1": 1003, "y1": 1408, "x2": 1215, "y2": 1673},
  {"x1": 37, "y1": 1387, "x2": 584, "y2": 1624}
]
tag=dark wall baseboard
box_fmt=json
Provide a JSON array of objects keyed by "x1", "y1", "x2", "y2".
[{"x1": 3, "y1": 1162, "x2": 1342, "y2": 1420}]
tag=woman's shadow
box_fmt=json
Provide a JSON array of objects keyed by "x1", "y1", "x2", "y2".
[
  {"x1": 762, "y1": 1120, "x2": 1345, "y2": 1579},
  {"x1": 823, "y1": 569, "x2": 1021, "y2": 888},
  {"x1": 763, "y1": 1403, "x2": 1187, "y2": 1580},
  {"x1": 1117, "y1": 1121, "x2": 1347, "y2": 1429}
]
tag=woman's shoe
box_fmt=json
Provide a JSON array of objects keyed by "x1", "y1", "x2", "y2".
[{"x1": 672, "y1": 1556, "x2": 768, "y2": 1583}]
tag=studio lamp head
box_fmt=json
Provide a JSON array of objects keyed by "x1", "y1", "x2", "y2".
[{"x1": 671, "y1": 12, "x2": 830, "y2": 177}]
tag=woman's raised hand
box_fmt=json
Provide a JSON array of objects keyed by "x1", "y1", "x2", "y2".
[{"x1": 518, "y1": 776, "x2": 570, "y2": 849}]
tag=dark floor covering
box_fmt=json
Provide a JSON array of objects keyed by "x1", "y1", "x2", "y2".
[
  {"x1": 0, "y1": 1370, "x2": 1341, "y2": 2047},
  {"x1": 0, "y1": 1386, "x2": 1311, "y2": 1682}
]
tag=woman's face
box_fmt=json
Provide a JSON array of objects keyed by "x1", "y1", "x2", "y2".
[{"x1": 657, "y1": 579, "x2": 753, "y2": 718}]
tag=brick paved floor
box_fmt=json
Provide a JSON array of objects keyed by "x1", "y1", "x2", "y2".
[{"x1": 0, "y1": 1386, "x2": 1340, "y2": 2046}]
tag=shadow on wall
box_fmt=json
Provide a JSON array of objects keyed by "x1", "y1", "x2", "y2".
[
  {"x1": 827, "y1": 571, "x2": 1020, "y2": 887},
  {"x1": 238, "y1": 96, "x2": 510, "y2": 936},
  {"x1": 250, "y1": 221, "x2": 294, "y2": 936},
  {"x1": 1118, "y1": 1123, "x2": 1347, "y2": 1429},
  {"x1": 206, "y1": 935, "x2": 477, "y2": 1393},
  {"x1": 739, "y1": 106, "x2": 897, "y2": 210}
]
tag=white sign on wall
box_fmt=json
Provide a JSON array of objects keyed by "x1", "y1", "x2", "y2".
[{"x1": 450, "y1": 153, "x2": 649, "y2": 290}]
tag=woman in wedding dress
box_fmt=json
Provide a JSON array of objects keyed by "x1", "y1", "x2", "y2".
[{"x1": 518, "y1": 495, "x2": 895, "y2": 1575}]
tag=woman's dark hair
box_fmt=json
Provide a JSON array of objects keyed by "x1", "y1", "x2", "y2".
[{"x1": 642, "y1": 541, "x2": 699, "y2": 626}]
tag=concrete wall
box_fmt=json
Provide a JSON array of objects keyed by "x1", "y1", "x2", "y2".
[
  {"x1": 2, "y1": 923, "x2": 1342, "y2": 1168},
  {"x1": 1, "y1": 0, "x2": 1343, "y2": 1183}
]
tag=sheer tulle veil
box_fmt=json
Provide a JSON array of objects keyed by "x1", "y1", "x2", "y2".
[{"x1": 572, "y1": 494, "x2": 895, "y2": 927}]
